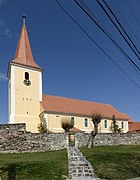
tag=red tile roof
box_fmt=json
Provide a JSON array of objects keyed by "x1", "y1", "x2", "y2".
[
  {"x1": 13, "y1": 24, "x2": 41, "y2": 69},
  {"x1": 128, "y1": 122, "x2": 140, "y2": 132},
  {"x1": 70, "y1": 127, "x2": 82, "y2": 132},
  {"x1": 121, "y1": 113, "x2": 133, "y2": 122},
  {"x1": 41, "y1": 95, "x2": 130, "y2": 120}
]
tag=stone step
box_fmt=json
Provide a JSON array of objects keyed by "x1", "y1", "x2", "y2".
[
  {"x1": 67, "y1": 147, "x2": 97, "y2": 179},
  {"x1": 68, "y1": 175, "x2": 98, "y2": 179}
]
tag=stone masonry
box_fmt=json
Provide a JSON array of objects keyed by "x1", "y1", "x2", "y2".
[
  {"x1": 67, "y1": 147, "x2": 99, "y2": 179},
  {"x1": 0, "y1": 124, "x2": 68, "y2": 153},
  {"x1": 0, "y1": 123, "x2": 140, "y2": 153},
  {"x1": 75, "y1": 132, "x2": 140, "y2": 147}
]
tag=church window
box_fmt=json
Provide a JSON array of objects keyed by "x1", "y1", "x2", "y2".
[
  {"x1": 104, "y1": 120, "x2": 107, "y2": 128},
  {"x1": 84, "y1": 118, "x2": 88, "y2": 127},
  {"x1": 25, "y1": 72, "x2": 29, "y2": 80},
  {"x1": 121, "y1": 121, "x2": 124, "y2": 129},
  {"x1": 71, "y1": 117, "x2": 74, "y2": 125}
]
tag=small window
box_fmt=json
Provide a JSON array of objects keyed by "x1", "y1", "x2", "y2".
[
  {"x1": 104, "y1": 120, "x2": 107, "y2": 128},
  {"x1": 121, "y1": 121, "x2": 124, "y2": 129},
  {"x1": 25, "y1": 72, "x2": 29, "y2": 80},
  {"x1": 23, "y1": 72, "x2": 31, "y2": 86},
  {"x1": 84, "y1": 118, "x2": 88, "y2": 127},
  {"x1": 71, "y1": 117, "x2": 74, "y2": 125}
]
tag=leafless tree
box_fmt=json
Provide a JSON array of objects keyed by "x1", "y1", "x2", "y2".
[
  {"x1": 91, "y1": 114, "x2": 102, "y2": 135},
  {"x1": 61, "y1": 117, "x2": 74, "y2": 133}
]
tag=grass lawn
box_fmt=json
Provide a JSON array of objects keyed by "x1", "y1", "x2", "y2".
[
  {"x1": 0, "y1": 150, "x2": 68, "y2": 180},
  {"x1": 81, "y1": 145, "x2": 140, "y2": 180}
]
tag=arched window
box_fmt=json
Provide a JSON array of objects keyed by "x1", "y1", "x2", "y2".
[
  {"x1": 104, "y1": 120, "x2": 107, "y2": 128},
  {"x1": 84, "y1": 118, "x2": 88, "y2": 127},
  {"x1": 71, "y1": 117, "x2": 74, "y2": 125},
  {"x1": 25, "y1": 72, "x2": 29, "y2": 80},
  {"x1": 23, "y1": 72, "x2": 31, "y2": 86},
  {"x1": 121, "y1": 121, "x2": 124, "y2": 129}
]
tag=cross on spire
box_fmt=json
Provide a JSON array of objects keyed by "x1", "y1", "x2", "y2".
[
  {"x1": 12, "y1": 15, "x2": 41, "y2": 70},
  {"x1": 22, "y1": 15, "x2": 26, "y2": 25}
]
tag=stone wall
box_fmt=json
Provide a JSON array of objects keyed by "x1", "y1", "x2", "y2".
[
  {"x1": 0, "y1": 124, "x2": 68, "y2": 153},
  {"x1": 75, "y1": 132, "x2": 140, "y2": 147},
  {"x1": 0, "y1": 124, "x2": 140, "y2": 153}
]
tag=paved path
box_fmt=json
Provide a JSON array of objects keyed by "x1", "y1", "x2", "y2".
[{"x1": 67, "y1": 147, "x2": 100, "y2": 180}]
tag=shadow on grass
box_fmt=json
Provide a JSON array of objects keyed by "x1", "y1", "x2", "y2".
[
  {"x1": 120, "y1": 155, "x2": 140, "y2": 177},
  {"x1": 6, "y1": 164, "x2": 16, "y2": 180}
]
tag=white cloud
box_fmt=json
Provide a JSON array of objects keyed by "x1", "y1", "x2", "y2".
[
  {"x1": 0, "y1": 72, "x2": 7, "y2": 81},
  {"x1": 5, "y1": 28, "x2": 13, "y2": 38},
  {"x1": 0, "y1": 2, "x2": 16, "y2": 39},
  {"x1": 0, "y1": 0, "x2": 6, "y2": 5}
]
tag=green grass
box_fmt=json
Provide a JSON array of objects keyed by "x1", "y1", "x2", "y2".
[
  {"x1": 0, "y1": 146, "x2": 140, "y2": 180},
  {"x1": 0, "y1": 150, "x2": 68, "y2": 180},
  {"x1": 80, "y1": 145, "x2": 140, "y2": 180}
]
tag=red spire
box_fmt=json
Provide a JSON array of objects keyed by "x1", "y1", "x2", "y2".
[{"x1": 13, "y1": 16, "x2": 41, "y2": 69}]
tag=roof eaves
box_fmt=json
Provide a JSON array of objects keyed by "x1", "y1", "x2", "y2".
[
  {"x1": 42, "y1": 110, "x2": 128, "y2": 120},
  {"x1": 10, "y1": 62, "x2": 43, "y2": 72}
]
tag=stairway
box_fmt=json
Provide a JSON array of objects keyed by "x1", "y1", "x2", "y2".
[{"x1": 67, "y1": 147, "x2": 100, "y2": 179}]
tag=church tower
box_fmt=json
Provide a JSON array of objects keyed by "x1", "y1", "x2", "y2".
[{"x1": 8, "y1": 16, "x2": 42, "y2": 132}]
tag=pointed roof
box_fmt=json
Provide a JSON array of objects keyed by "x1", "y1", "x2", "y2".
[{"x1": 13, "y1": 16, "x2": 41, "y2": 69}]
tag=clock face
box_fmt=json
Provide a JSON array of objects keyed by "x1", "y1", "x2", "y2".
[{"x1": 23, "y1": 79, "x2": 31, "y2": 86}]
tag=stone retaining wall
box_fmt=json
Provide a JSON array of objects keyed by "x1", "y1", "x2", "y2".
[
  {"x1": 94, "y1": 133, "x2": 140, "y2": 146},
  {"x1": 75, "y1": 133, "x2": 140, "y2": 147},
  {"x1": 0, "y1": 124, "x2": 140, "y2": 153},
  {"x1": 0, "y1": 124, "x2": 68, "y2": 153}
]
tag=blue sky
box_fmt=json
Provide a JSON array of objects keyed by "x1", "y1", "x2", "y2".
[{"x1": 0, "y1": 0, "x2": 140, "y2": 123}]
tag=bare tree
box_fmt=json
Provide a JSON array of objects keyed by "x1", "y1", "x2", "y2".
[
  {"x1": 61, "y1": 117, "x2": 74, "y2": 133},
  {"x1": 91, "y1": 114, "x2": 102, "y2": 135},
  {"x1": 88, "y1": 114, "x2": 102, "y2": 148}
]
